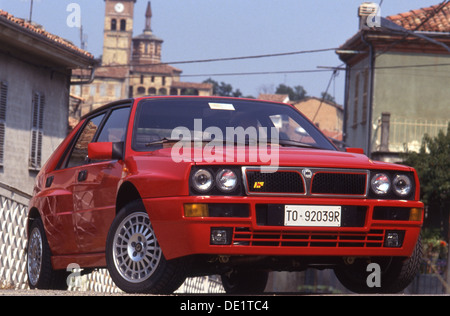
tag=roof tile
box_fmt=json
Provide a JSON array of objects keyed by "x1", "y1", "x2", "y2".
[
  {"x1": 0, "y1": 9, "x2": 94, "y2": 59},
  {"x1": 387, "y1": 3, "x2": 450, "y2": 32}
]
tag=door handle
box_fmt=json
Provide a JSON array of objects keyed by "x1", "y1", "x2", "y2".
[
  {"x1": 45, "y1": 176, "x2": 54, "y2": 188},
  {"x1": 78, "y1": 170, "x2": 88, "y2": 182}
]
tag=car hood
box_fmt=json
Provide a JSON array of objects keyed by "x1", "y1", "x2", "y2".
[{"x1": 146, "y1": 146, "x2": 412, "y2": 171}]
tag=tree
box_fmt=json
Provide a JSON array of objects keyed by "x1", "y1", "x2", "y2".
[
  {"x1": 320, "y1": 92, "x2": 335, "y2": 103},
  {"x1": 275, "y1": 84, "x2": 307, "y2": 101},
  {"x1": 203, "y1": 78, "x2": 243, "y2": 97},
  {"x1": 403, "y1": 123, "x2": 450, "y2": 207}
]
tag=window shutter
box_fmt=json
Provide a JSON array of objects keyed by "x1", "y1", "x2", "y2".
[
  {"x1": 0, "y1": 82, "x2": 7, "y2": 165},
  {"x1": 29, "y1": 92, "x2": 45, "y2": 169}
]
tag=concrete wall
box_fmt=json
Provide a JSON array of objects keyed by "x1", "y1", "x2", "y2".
[{"x1": 0, "y1": 52, "x2": 69, "y2": 194}]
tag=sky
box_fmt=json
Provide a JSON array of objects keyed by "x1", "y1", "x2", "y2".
[{"x1": 0, "y1": 0, "x2": 445, "y2": 104}]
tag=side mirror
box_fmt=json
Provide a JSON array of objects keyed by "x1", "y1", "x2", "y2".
[
  {"x1": 345, "y1": 147, "x2": 365, "y2": 155},
  {"x1": 88, "y1": 142, "x2": 124, "y2": 160}
]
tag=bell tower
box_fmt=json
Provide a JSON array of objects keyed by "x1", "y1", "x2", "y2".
[{"x1": 102, "y1": 0, "x2": 136, "y2": 66}]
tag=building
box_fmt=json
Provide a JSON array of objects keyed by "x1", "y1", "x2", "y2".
[
  {"x1": 258, "y1": 94, "x2": 344, "y2": 146},
  {"x1": 71, "y1": 0, "x2": 212, "y2": 118},
  {"x1": 337, "y1": 2, "x2": 450, "y2": 162},
  {"x1": 0, "y1": 10, "x2": 96, "y2": 194},
  {"x1": 293, "y1": 97, "x2": 344, "y2": 145}
]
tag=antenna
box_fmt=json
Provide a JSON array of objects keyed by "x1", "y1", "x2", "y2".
[{"x1": 28, "y1": 0, "x2": 34, "y2": 22}]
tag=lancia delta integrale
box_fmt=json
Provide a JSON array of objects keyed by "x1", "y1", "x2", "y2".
[{"x1": 26, "y1": 97, "x2": 423, "y2": 293}]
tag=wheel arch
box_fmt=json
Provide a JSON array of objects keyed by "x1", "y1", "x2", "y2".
[
  {"x1": 27, "y1": 207, "x2": 41, "y2": 235},
  {"x1": 116, "y1": 181, "x2": 143, "y2": 215}
]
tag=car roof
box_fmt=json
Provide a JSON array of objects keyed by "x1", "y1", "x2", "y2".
[{"x1": 80, "y1": 96, "x2": 294, "y2": 120}]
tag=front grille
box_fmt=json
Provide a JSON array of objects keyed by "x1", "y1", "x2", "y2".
[
  {"x1": 311, "y1": 172, "x2": 367, "y2": 195},
  {"x1": 246, "y1": 170, "x2": 305, "y2": 194},
  {"x1": 243, "y1": 167, "x2": 369, "y2": 198},
  {"x1": 232, "y1": 227, "x2": 384, "y2": 248}
]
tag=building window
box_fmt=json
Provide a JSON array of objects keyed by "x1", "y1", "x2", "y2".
[
  {"x1": 0, "y1": 81, "x2": 8, "y2": 165},
  {"x1": 30, "y1": 92, "x2": 45, "y2": 170},
  {"x1": 120, "y1": 19, "x2": 126, "y2": 31},
  {"x1": 111, "y1": 19, "x2": 117, "y2": 31},
  {"x1": 115, "y1": 84, "x2": 122, "y2": 98}
]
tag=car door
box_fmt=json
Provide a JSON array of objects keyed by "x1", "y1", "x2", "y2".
[
  {"x1": 43, "y1": 113, "x2": 105, "y2": 255},
  {"x1": 72, "y1": 106, "x2": 131, "y2": 253}
]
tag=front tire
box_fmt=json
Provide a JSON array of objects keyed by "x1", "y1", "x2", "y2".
[
  {"x1": 106, "y1": 200, "x2": 188, "y2": 294},
  {"x1": 334, "y1": 238, "x2": 422, "y2": 293},
  {"x1": 221, "y1": 269, "x2": 269, "y2": 294}
]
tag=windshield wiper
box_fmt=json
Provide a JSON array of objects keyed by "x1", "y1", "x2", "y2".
[
  {"x1": 145, "y1": 137, "x2": 179, "y2": 146},
  {"x1": 278, "y1": 139, "x2": 322, "y2": 149},
  {"x1": 145, "y1": 137, "x2": 214, "y2": 147}
]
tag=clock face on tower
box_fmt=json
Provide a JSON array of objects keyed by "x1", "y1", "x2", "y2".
[{"x1": 115, "y1": 2, "x2": 125, "y2": 13}]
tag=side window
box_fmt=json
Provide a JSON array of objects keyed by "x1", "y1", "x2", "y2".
[
  {"x1": 66, "y1": 114, "x2": 105, "y2": 168},
  {"x1": 97, "y1": 107, "x2": 130, "y2": 143}
]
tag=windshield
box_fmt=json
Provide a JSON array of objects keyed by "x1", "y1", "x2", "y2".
[{"x1": 132, "y1": 98, "x2": 336, "y2": 151}]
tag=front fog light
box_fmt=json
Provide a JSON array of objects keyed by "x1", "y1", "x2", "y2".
[
  {"x1": 211, "y1": 228, "x2": 232, "y2": 245},
  {"x1": 385, "y1": 231, "x2": 404, "y2": 248}
]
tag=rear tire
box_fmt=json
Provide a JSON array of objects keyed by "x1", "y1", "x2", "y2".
[
  {"x1": 334, "y1": 237, "x2": 422, "y2": 293},
  {"x1": 26, "y1": 218, "x2": 68, "y2": 290},
  {"x1": 106, "y1": 200, "x2": 188, "y2": 294}
]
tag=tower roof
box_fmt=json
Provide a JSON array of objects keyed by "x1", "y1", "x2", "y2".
[{"x1": 134, "y1": 1, "x2": 162, "y2": 42}]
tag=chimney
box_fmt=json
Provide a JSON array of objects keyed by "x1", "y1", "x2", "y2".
[{"x1": 358, "y1": 2, "x2": 380, "y2": 29}]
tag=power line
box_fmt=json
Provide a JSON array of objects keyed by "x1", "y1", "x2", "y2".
[
  {"x1": 176, "y1": 62, "x2": 450, "y2": 78},
  {"x1": 179, "y1": 69, "x2": 333, "y2": 78},
  {"x1": 99, "y1": 47, "x2": 339, "y2": 68}
]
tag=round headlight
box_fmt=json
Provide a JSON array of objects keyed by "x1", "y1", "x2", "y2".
[
  {"x1": 192, "y1": 169, "x2": 213, "y2": 193},
  {"x1": 392, "y1": 174, "x2": 412, "y2": 197},
  {"x1": 216, "y1": 169, "x2": 238, "y2": 193},
  {"x1": 371, "y1": 173, "x2": 390, "y2": 195}
]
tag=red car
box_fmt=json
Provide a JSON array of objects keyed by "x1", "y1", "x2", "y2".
[{"x1": 26, "y1": 96, "x2": 423, "y2": 294}]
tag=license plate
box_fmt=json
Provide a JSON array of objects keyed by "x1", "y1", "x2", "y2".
[{"x1": 284, "y1": 205, "x2": 341, "y2": 227}]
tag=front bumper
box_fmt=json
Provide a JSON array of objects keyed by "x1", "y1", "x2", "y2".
[{"x1": 143, "y1": 196, "x2": 423, "y2": 260}]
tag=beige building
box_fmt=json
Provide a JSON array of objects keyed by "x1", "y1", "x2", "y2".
[
  {"x1": 293, "y1": 97, "x2": 343, "y2": 143},
  {"x1": 71, "y1": 0, "x2": 212, "y2": 118},
  {"x1": 258, "y1": 94, "x2": 344, "y2": 145},
  {"x1": 337, "y1": 2, "x2": 450, "y2": 161}
]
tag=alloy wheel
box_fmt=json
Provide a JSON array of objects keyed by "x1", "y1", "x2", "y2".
[
  {"x1": 27, "y1": 227, "x2": 43, "y2": 286},
  {"x1": 112, "y1": 212, "x2": 162, "y2": 283}
]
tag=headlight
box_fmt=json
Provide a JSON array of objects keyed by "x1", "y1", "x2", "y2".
[
  {"x1": 371, "y1": 173, "x2": 390, "y2": 195},
  {"x1": 192, "y1": 169, "x2": 213, "y2": 193},
  {"x1": 392, "y1": 174, "x2": 412, "y2": 197},
  {"x1": 216, "y1": 169, "x2": 238, "y2": 192}
]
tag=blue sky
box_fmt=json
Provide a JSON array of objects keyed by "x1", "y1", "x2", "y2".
[{"x1": 0, "y1": 0, "x2": 444, "y2": 103}]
